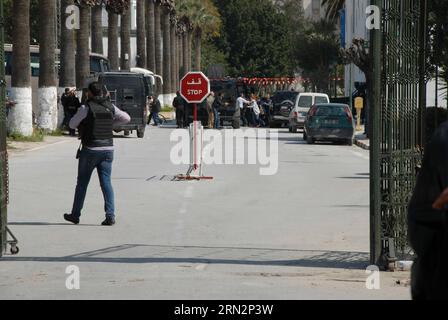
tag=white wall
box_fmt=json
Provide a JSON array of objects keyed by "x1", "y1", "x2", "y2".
[
  {"x1": 344, "y1": 0, "x2": 370, "y2": 97},
  {"x1": 302, "y1": 0, "x2": 327, "y2": 21}
]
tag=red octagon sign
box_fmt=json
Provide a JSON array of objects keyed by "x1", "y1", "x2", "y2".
[{"x1": 180, "y1": 72, "x2": 211, "y2": 104}]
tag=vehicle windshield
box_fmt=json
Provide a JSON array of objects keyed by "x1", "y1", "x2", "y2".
[
  {"x1": 272, "y1": 92, "x2": 298, "y2": 104},
  {"x1": 315, "y1": 96, "x2": 329, "y2": 104},
  {"x1": 315, "y1": 105, "x2": 347, "y2": 116},
  {"x1": 297, "y1": 96, "x2": 313, "y2": 108}
]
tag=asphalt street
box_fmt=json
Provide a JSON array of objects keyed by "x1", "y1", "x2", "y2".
[{"x1": 0, "y1": 126, "x2": 411, "y2": 299}]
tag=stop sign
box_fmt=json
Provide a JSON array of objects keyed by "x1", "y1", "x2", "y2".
[{"x1": 180, "y1": 72, "x2": 210, "y2": 104}]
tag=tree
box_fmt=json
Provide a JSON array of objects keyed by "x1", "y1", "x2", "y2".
[
  {"x1": 295, "y1": 20, "x2": 341, "y2": 92},
  {"x1": 170, "y1": 13, "x2": 178, "y2": 92},
  {"x1": 75, "y1": 2, "x2": 91, "y2": 88},
  {"x1": 154, "y1": 1, "x2": 163, "y2": 92},
  {"x1": 212, "y1": 0, "x2": 293, "y2": 77},
  {"x1": 161, "y1": 2, "x2": 172, "y2": 94},
  {"x1": 146, "y1": 0, "x2": 156, "y2": 72},
  {"x1": 322, "y1": 0, "x2": 345, "y2": 21},
  {"x1": 9, "y1": 0, "x2": 33, "y2": 136},
  {"x1": 91, "y1": 4, "x2": 104, "y2": 54},
  {"x1": 37, "y1": 0, "x2": 58, "y2": 131},
  {"x1": 120, "y1": 8, "x2": 131, "y2": 70},
  {"x1": 136, "y1": 0, "x2": 146, "y2": 68},
  {"x1": 107, "y1": 10, "x2": 120, "y2": 70},
  {"x1": 60, "y1": 0, "x2": 76, "y2": 89}
]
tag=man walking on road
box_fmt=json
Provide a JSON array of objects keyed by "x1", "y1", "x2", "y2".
[
  {"x1": 173, "y1": 91, "x2": 185, "y2": 129},
  {"x1": 408, "y1": 121, "x2": 448, "y2": 299},
  {"x1": 64, "y1": 82, "x2": 131, "y2": 226}
]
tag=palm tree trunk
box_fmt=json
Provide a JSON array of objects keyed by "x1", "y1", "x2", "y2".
[
  {"x1": 146, "y1": 0, "x2": 156, "y2": 72},
  {"x1": 10, "y1": 0, "x2": 33, "y2": 136},
  {"x1": 38, "y1": 0, "x2": 58, "y2": 131},
  {"x1": 108, "y1": 11, "x2": 119, "y2": 70},
  {"x1": 182, "y1": 32, "x2": 188, "y2": 75},
  {"x1": 60, "y1": 0, "x2": 76, "y2": 128},
  {"x1": 170, "y1": 19, "x2": 177, "y2": 93},
  {"x1": 91, "y1": 5, "x2": 104, "y2": 54},
  {"x1": 187, "y1": 31, "x2": 192, "y2": 72},
  {"x1": 162, "y1": 7, "x2": 171, "y2": 95},
  {"x1": 177, "y1": 34, "x2": 182, "y2": 89},
  {"x1": 194, "y1": 29, "x2": 202, "y2": 71},
  {"x1": 120, "y1": 10, "x2": 131, "y2": 70},
  {"x1": 136, "y1": 0, "x2": 146, "y2": 68},
  {"x1": 76, "y1": 4, "x2": 91, "y2": 89},
  {"x1": 60, "y1": 0, "x2": 76, "y2": 88},
  {"x1": 154, "y1": 2, "x2": 163, "y2": 93}
]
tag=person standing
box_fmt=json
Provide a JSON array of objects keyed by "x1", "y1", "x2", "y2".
[
  {"x1": 148, "y1": 95, "x2": 162, "y2": 126},
  {"x1": 236, "y1": 92, "x2": 250, "y2": 128},
  {"x1": 251, "y1": 95, "x2": 264, "y2": 127},
  {"x1": 173, "y1": 91, "x2": 185, "y2": 129},
  {"x1": 212, "y1": 92, "x2": 223, "y2": 129},
  {"x1": 206, "y1": 91, "x2": 215, "y2": 129},
  {"x1": 63, "y1": 82, "x2": 131, "y2": 226},
  {"x1": 61, "y1": 88, "x2": 81, "y2": 136},
  {"x1": 408, "y1": 121, "x2": 448, "y2": 299}
]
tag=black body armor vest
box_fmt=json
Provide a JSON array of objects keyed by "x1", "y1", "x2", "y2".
[{"x1": 81, "y1": 97, "x2": 115, "y2": 148}]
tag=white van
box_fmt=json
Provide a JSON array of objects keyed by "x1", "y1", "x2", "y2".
[{"x1": 288, "y1": 93, "x2": 330, "y2": 132}]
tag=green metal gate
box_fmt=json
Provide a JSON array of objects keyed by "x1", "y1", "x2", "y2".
[
  {"x1": 0, "y1": 0, "x2": 7, "y2": 257},
  {"x1": 370, "y1": 0, "x2": 428, "y2": 267}
]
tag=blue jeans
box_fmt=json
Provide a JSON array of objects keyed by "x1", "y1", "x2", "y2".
[
  {"x1": 71, "y1": 149, "x2": 115, "y2": 219},
  {"x1": 214, "y1": 109, "x2": 220, "y2": 129}
]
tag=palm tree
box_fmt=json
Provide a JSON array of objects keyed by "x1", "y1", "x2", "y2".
[
  {"x1": 162, "y1": 2, "x2": 172, "y2": 95},
  {"x1": 146, "y1": 0, "x2": 156, "y2": 72},
  {"x1": 177, "y1": 0, "x2": 220, "y2": 71},
  {"x1": 9, "y1": 0, "x2": 33, "y2": 136},
  {"x1": 136, "y1": 0, "x2": 146, "y2": 68},
  {"x1": 60, "y1": 0, "x2": 76, "y2": 128},
  {"x1": 154, "y1": 0, "x2": 163, "y2": 92},
  {"x1": 37, "y1": 0, "x2": 58, "y2": 131},
  {"x1": 76, "y1": 2, "x2": 91, "y2": 89},
  {"x1": 170, "y1": 13, "x2": 177, "y2": 92},
  {"x1": 322, "y1": 0, "x2": 345, "y2": 21},
  {"x1": 107, "y1": 9, "x2": 120, "y2": 70},
  {"x1": 91, "y1": 4, "x2": 104, "y2": 54},
  {"x1": 120, "y1": 9, "x2": 131, "y2": 70}
]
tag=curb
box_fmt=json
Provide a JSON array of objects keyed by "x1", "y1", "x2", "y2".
[{"x1": 354, "y1": 138, "x2": 370, "y2": 151}]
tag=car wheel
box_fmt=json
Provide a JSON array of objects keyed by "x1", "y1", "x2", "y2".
[
  {"x1": 137, "y1": 129, "x2": 145, "y2": 138},
  {"x1": 307, "y1": 135, "x2": 314, "y2": 144},
  {"x1": 124, "y1": 130, "x2": 130, "y2": 137},
  {"x1": 347, "y1": 138, "x2": 354, "y2": 146}
]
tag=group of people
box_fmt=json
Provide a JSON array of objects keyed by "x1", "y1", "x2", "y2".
[{"x1": 171, "y1": 91, "x2": 273, "y2": 129}]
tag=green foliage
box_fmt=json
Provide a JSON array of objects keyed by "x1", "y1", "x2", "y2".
[
  {"x1": 8, "y1": 128, "x2": 45, "y2": 142},
  {"x1": 200, "y1": 41, "x2": 229, "y2": 74},
  {"x1": 211, "y1": 0, "x2": 294, "y2": 77},
  {"x1": 4, "y1": 0, "x2": 39, "y2": 44},
  {"x1": 294, "y1": 20, "x2": 341, "y2": 93}
]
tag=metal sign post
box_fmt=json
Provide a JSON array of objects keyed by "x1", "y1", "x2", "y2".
[{"x1": 178, "y1": 72, "x2": 213, "y2": 181}]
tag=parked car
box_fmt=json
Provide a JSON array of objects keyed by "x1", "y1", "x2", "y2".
[
  {"x1": 270, "y1": 91, "x2": 300, "y2": 127},
  {"x1": 288, "y1": 93, "x2": 330, "y2": 132},
  {"x1": 303, "y1": 103, "x2": 355, "y2": 146}
]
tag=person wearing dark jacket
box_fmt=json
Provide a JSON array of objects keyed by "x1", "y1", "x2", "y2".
[
  {"x1": 148, "y1": 95, "x2": 162, "y2": 126},
  {"x1": 212, "y1": 93, "x2": 224, "y2": 129},
  {"x1": 173, "y1": 91, "x2": 185, "y2": 128},
  {"x1": 63, "y1": 82, "x2": 131, "y2": 226},
  {"x1": 408, "y1": 121, "x2": 448, "y2": 299},
  {"x1": 61, "y1": 88, "x2": 81, "y2": 136}
]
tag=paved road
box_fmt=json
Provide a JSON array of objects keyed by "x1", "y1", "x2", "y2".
[{"x1": 0, "y1": 127, "x2": 410, "y2": 299}]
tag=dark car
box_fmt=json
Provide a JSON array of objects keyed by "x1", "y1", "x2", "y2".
[
  {"x1": 270, "y1": 91, "x2": 299, "y2": 127},
  {"x1": 303, "y1": 103, "x2": 355, "y2": 146},
  {"x1": 97, "y1": 72, "x2": 150, "y2": 138}
]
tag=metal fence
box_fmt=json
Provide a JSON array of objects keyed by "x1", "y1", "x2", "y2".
[
  {"x1": 370, "y1": 0, "x2": 427, "y2": 267},
  {"x1": 0, "y1": 0, "x2": 7, "y2": 257}
]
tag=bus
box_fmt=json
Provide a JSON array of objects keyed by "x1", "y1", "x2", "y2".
[{"x1": 4, "y1": 44, "x2": 110, "y2": 113}]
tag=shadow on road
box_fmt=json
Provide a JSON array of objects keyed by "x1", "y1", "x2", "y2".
[{"x1": 2, "y1": 244, "x2": 370, "y2": 270}]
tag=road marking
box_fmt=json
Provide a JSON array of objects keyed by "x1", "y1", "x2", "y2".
[
  {"x1": 23, "y1": 139, "x2": 72, "y2": 153},
  {"x1": 351, "y1": 151, "x2": 369, "y2": 161},
  {"x1": 195, "y1": 264, "x2": 208, "y2": 271}
]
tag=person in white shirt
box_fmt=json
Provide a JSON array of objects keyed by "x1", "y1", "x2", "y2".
[
  {"x1": 236, "y1": 93, "x2": 250, "y2": 127},
  {"x1": 250, "y1": 94, "x2": 265, "y2": 127}
]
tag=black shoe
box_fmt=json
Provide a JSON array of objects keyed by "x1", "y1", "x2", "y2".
[
  {"x1": 64, "y1": 213, "x2": 80, "y2": 225},
  {"x1": 101, "y1": 217, "x2": 116, "y2": 226}
]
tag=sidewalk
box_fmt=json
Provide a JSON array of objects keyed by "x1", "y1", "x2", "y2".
[
  {"x1": 354, "y1": 125, "x2": 370, "y2": 150},
  {"x1": 7, "y1": 135, "x2": 74, "y2": 156}
]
